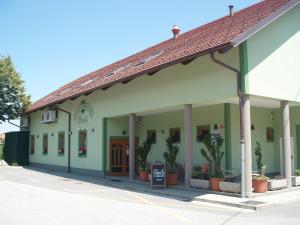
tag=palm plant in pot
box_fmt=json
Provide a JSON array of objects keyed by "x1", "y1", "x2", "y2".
[
  {"x1": 163, "y1": 137, "x2": 179, "y2": 185},
  {"x1": 136, "y1": 138, "x2": 152, "y2": 181},
  {"x1": 200, "y1": 134, "x2": 224, "y2": 191},
  {"x1": 253, "y1": 141, "x2": 268, "y2": 193}
]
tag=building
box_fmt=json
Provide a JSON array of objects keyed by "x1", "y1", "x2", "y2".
[{"x1": 24, "y1": 0, "x2": 300, "y2": 197}]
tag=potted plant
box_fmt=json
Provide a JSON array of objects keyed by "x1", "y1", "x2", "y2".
[
  {"x1": 163, "y1": 137, "x2": 179, "y2": 185},
  {"x1": 79, "y1": 146, "x2": 86, "y2": 156},
  {"x1": 200, "y1": 134, "x2": 224, "y2": 191},
  {"x1": 252, "y1": 141, "x2": 268, "y2": 193},
  {"x1": 137, "y1": 138, "x2": 152, "y2": 181},
  {"x1": 292, "y1": 169, "x2": 300, "y2": 186},
  {"x1": 190, "y1": 168, "x2": 210, "y2": 189}
]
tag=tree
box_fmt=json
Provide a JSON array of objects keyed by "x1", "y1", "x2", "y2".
[{"x1": 0, "y1": 56, "x2": 30, "y2": 123}]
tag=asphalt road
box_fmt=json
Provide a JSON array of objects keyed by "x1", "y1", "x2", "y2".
[{"x1": 0, "y1": 167, "x2": 299, "y2": 225}]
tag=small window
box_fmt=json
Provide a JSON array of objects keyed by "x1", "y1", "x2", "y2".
[
  {"x1": 43, "y1": 134, "x2": 48, "y2": 154},
  {"x1": 78, "y1": 130, "x2": 87, "y2": 156},
  {"x1": 30, "y1": 135, "x2": 35, "y2": 154},
  {"x1": 197, "y1": 125, "x2": 210, "y2": 142},
  {"x1": 58, "y1": 132, "x2": 65, "y2": 155},
  {"x1": 266, "y1": 127, "x2": 274, "y2": 142},
  {"x1": 147, "y1": 130, "x2": 156, "y2": 144},
  {"x1": 169, "y1": 127, "x2": 181, "y2": 143}
]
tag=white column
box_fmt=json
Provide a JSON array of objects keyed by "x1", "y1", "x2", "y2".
[
  {"x1": 281, "y1": 101, "x2": 292, "y2": 187},
  {"x1": 184, "y1": 104, "x2": 193, "y2": 188},
  {"x1": 242, "y1": 95, "x2": 252, "y2": 197},
  {"x1": 129, "y1": 113, "x2": 136, "y2": 180}
]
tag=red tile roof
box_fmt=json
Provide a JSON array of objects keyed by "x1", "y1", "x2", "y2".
[{"x1": 27, "y1": 0, "x2": 293, "y2": 113}]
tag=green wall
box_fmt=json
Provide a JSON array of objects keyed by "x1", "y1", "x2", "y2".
[
  {"x1": 29, "y1": 47, "x2": 239, "y2": 171},
  {"x1": 247, "y1": 4, "x2": 300, "y2": 101}
]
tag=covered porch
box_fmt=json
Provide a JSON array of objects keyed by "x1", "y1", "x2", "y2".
[{"x1": 102, "y1": 95, "x2": 299, "y2": 197}]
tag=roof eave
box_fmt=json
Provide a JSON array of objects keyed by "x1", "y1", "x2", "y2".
[
  {"x1": 25, "y1": 42, "x2": 232, "y2": 115},
  {"x1": 231, "y1": 0, "x2": 300, "y2": 47}
]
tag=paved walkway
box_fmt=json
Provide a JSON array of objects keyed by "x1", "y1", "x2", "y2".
[
  {"x1": 102, "y1": 175, "x2": 300, "y2": 210},
  {"x1": 3, "y1": 165, "x2": 300, "y2": 210}
]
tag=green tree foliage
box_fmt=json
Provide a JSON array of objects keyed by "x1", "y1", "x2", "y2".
[
  {"x1": 0, "y1": 56, "x2": 30, "y2": 122},
  {"x1": 200, "y1": 134, "x2": 224, "y2": 178},
  {"x1": 137, "y1": 138, "x2": 152, "y2": 171},
  {"x1": 163, "y1": 137, "x2": 179, "y2": 173}
]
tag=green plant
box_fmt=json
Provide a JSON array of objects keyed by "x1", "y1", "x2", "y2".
[
  {"x1": 295, "y1": 169, "x2": 300, "y2": 176},
  {"x1": 200, "y1": 134, "x2": 224, "y2": 178},
  {"x1": 137, "y1": 138, "x2": 152, "y2": 171},
  {"x1": 163, "y1": 137, "x2": 179, "y2": 173},
  {"x1": 254, "y1": 141, "x2": 267, "y2": 179},
  {"x1": 0, "y1": 143, "x2": 3, "y2": 160},
  {"x1": 11, "y1": 161, "x2": 18, "y2": 166}
]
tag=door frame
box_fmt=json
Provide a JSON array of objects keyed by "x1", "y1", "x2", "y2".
[{"x1": 109, "y1": 137, "x2": 139, "y2": 176}]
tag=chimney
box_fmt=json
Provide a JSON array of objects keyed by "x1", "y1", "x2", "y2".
[
  {"x1": 229, "y1": 5, "x2": 234, "y2": 17},
  {"x1": 172, "y1": 25, "x2": 180, "y2": 39}
]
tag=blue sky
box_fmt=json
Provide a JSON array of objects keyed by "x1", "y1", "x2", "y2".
[{"x1": 0, "y1": 0, "x2": 259, "y2": 133}]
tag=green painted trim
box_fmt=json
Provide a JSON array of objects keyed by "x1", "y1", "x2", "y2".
[
  {"x1": 102, "y1": 118, "x2": 108, "y2": 174},
  {"x1": 224, "y1": 103, "x2": 232, "y2": 170},
  {"x1": 239, "y1": 41, "x2": 249, "y2": 94},
  {"x1": 296, "y1": 125, "x2": 300, "y2": 169}
]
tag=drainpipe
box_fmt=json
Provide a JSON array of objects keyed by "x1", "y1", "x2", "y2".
[
  {"x1": 209, "y1": 50, "x2": 246, "y2": 199},
  {"x1": 55, "y1": 107, "x2": 72, "y2": 173}
]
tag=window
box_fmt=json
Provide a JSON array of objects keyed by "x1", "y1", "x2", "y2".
[
  {"x1": 197, "y1": 125, "x2": 210, "y2": 142},
  {"x1": 78, "y1": 130, "x2": 87, "y2": 156},
  {"x1": 30, "y1": 135, "x2": 35, "y2": 154},
  {"x1": 43, "y1": 134, "x2": 48, "y2": 154},
  {"x1": 266, "y1": 127, "x2": 274, "y2": 142},
  {"x1": 134, "y1": 51, "x2": 164, "y2": 67},
  {"x1": 147, "y1": 130, "x2": 156, "y2": 144},
  {"x1": 169, "y1": 127, "x2": 181, "y2": 143},
  {"x1": 58, "y1": 132, "x2": 65, "y2": 155},
  {"x1": 106, "y1": 63, "x2": 132, "y2": 77}
]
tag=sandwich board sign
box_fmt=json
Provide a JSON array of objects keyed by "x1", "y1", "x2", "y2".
[{"x1": 151, "y1": 163, "x2": 166, "y2": 188}]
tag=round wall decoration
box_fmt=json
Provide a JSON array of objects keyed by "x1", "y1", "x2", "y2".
[{"x1": 74, "y1": 100, "x2": 94, "y2": 124}]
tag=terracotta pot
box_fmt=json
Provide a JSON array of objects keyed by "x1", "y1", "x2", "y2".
[
  {"x1": 210, "y1": 178, "x2": 221, "y2": 191},
  {"x1": 166, "y1": 173, "x2": 178, "y2": 185},
  {"x1": 139, "y1": 171, "x2": 149, "y2": 182},
  {"x1": 253, "y1": 179, "x2": 268, "y2": 193}
]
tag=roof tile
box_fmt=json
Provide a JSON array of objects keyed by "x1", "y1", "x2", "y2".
[{"x1": 27, "y1": 0, "x2": 291, "y2": 113}]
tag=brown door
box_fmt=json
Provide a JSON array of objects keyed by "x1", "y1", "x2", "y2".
[{"x1": 109, "y1": 140, "x2": 129, "y2": 176}]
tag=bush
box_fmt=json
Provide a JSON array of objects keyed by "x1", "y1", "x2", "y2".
[
  {"x1": 163, "y1": 137, "x2": 179, "y2": 173},
  {"x1": 295, "y1": 169, "x2": 300, "y2": 176},
  {"x1": 0, "y1": 144, "x2": 3, "y2": 160},
  {"x1": 200, "y1": 134, "x2": 224, "y2": 178}
]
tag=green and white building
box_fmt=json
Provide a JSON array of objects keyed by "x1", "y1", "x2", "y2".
[{"x1": 23, "y1": 0, "x2": 300, "y2": 197}]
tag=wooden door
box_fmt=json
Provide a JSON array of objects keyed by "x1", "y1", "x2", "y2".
[{"x1": 110, "y1": 140, "x2": 128, "y2": 176}]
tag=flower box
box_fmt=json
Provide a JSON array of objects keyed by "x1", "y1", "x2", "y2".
[
  {"x1": 78, "y1": 147, "x2": 87, "y2": 156},
  {"x1": 190, "y1": 178, "x2": 210, "y2": 189},
  {"x1": 267, "y1": 179, "x2": 287, "y2": 191},
  {"x1": 58, "y1": 148, "x2": 64, "y2": 155},
  {"x1": 219, "y1": 181, "x2": 241, "y2": 193},
  {"x1": 292, "y1": 176, "x2": 300, "y2": 187}
]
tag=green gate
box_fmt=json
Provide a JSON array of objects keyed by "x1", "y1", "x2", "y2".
[{"x1": 3, "y1": 131, "x2": 29, "y2": 166}]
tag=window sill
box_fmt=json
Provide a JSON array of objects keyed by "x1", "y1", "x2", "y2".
[
  {"x1": 78, "y1": 154, "x2": 87, "y2": 158},
  {"x1": 58, "y1": 153, "x2": 64, "y2": 156},
  {"x1": 42, "y1": 152, "x2": 48, "y2": 155}
]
